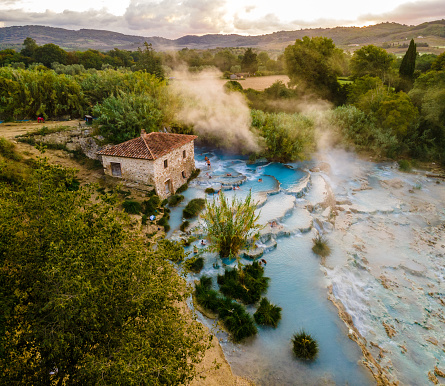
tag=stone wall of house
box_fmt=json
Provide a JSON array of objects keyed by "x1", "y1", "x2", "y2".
[
  {"x1": 152, "y1": 141, "x2": 195, "y2": 198},
  {"x1": 101, "y1": 155, "x2": 155, "y2": 185},
  {"x1": 100, "y1": 141, "x2": 195, "y2": 199}
]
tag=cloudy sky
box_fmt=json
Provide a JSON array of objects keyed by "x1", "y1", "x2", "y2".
[{"x1": 0, "y1": 0, "x2": 444, "y2": 39}]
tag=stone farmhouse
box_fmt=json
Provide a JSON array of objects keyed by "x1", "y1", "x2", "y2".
[{"x1": 97, "y1": 131, "x2": 197, "y2": 199}]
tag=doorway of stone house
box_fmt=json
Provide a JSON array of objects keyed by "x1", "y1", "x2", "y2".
[{"x1": 165, "y1": 179, "x2": 172, "y2": 196}]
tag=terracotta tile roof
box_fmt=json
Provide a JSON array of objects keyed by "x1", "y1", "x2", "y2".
[{"x1": 97, "y1": 132, "x2": 197, "y2": 160}]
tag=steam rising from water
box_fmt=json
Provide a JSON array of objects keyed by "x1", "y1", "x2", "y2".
[{"x1": 170, "y1": 68, "x2": 262, "y2": 153}]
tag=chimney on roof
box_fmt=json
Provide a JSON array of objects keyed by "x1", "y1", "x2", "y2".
[{"x1": 141, "y1": 129, "x2": 146, "y2": 137}]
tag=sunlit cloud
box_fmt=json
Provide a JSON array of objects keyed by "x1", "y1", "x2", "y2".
[
  {"x1": 0, "y1": 0, "x2": 443, "y2": 38},
  {"x1": 358, "y1": 0, "x2": 445, "y2": 25}
]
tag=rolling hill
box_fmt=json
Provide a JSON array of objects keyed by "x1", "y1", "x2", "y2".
[{"x1": 1, "y1": 20, "x2": 444, "y2": 54}]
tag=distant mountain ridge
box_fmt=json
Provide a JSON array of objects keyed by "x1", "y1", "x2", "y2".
[{"x1": 1, "y1": 20, "x2": 445, "y2": 53}]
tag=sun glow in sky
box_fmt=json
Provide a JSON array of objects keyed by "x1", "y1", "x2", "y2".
[{"x1": 1, "y1": 0, "x2": 444, "y2": 38}]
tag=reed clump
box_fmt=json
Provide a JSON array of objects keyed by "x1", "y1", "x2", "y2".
[{"x1": 292, "y1": 330, "x2": 319, "y2": 360}]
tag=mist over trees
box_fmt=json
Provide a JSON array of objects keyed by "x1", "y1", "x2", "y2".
[{"x1": 0, "y1": 35, "x2": 444, "y2": 163}]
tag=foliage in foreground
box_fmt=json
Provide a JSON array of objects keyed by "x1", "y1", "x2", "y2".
[
  {"x1": 195, "y1": 276, "x2": 257, "y2": 342},
  {"x1": 217, "y1": 261, "x2": 270, "y2": 304},
  {"x1": 0, "y1": 159, "x2": 210, "y2": 384},
  {"x1": 201, "y1": 190, "x2": 262, "y2": 259},
  {"x1": 253, "y1": 298, "x2": 282, "y2": 327},
  {"x1": 311, "y1": 233, "x2": 331, "y2": 257},
  {"x1": 292, "y1": 331, "x2": 319, "y2": 360}
]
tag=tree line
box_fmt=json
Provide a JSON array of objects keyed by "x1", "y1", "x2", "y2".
[
  {"x1": 0, "y1": 38, "x2": 285, "y2": 77},
  {"x1": 1, "y1": 36, "x2": 444, "y2": 164}
]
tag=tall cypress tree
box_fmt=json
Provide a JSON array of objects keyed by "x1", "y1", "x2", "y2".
[{"x1": 399, "y1": 39, "x2": 417, "y2": 79}]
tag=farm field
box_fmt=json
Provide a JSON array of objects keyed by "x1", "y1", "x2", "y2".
[{"x1": 231, "y1": 75, "x2": 290, "y2": 90}]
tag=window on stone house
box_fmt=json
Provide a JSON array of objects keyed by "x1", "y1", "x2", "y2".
[
  {"x1": 110, "y1": 162, "x2": 122, "y2": 177},
  {"x1": 183, "y1": 150, "x2": 186, "y2": 158},
  {"x1": 164, "y1": 159, "x2": 168, "y2": 168},
  {"x1": 182, "y1": 171, "x2": 186, "y2": 178}
]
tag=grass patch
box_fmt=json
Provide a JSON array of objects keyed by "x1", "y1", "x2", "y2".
[
  {"x1": 312, "y1": 234, "x2": 331, "y2": 257},
  {"x1": 253, "y1": 298, "x2": 282, "y2": 327},
  {"x1": 217, "y1": 261, "x2": 269, "y2": 304},
  {"x1": 205, "y1": 187, "x2": 215, "y2": 194},
  {"x1": 292, "y1": 330, "x2": 319, "y2": 360},
  {"x1": 183, "y1": 198, "x2": 205, "y2": 219}
]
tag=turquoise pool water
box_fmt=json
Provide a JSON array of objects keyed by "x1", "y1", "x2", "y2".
[{"x1": 168, "y1": 150, "x2": 373, "y2": 385}]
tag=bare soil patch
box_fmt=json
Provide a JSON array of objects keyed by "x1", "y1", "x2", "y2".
[{"x1": 238, "y1": 75, "x2": 290, "y2": 91}]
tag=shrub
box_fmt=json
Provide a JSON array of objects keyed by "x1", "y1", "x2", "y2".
[
  {"x1": 292, "y1": 331, "x2": 319, "y2": 360},
  {"x1": 141, "y1": 214, "x2": 148, "y2": 225},
  {"x1": 163, "y1": 224, "x2": 170, "y2": 232},
  {"x1": 254, "y1": 298, "x2": 282, "y2": 327},
  {"x1": 187, "y1": 168, "x2": 201, "y2": 183},
  {"x1": 183, "y1": 198, "x2": 206, "y2": 219},
  {"x1": 0, "y1": 137, "x2": 22, "y2": 161},
  {"x1": 157, "y1": 216, "x2": 169, "y2": 227},
  {"x1": 312, "y1": 234, "x2": 331, "y2": 257},
  {"x1": 217, "y1": 261, "x2": 269, "y2": 304},
  {"x1": 176, "y1": 183, "x2": 188, "y2": 194},
  {"x1": 398, "y1": 159, "x2": 412, "y2": 172},
  {"x1": 168, "y1": 194, "x2": 185, "y2": 207},
  {"x1": 180, "y1": 221, "x2": 190, "y2": 232},
  {"x1": 122, "y1": 200, "x2": 142, "y2": 214},
  {"x1": 201, "y1": 191, "x2": 262, "y2": 259},
  {"x1": 205, "y1": 187, "x2": 215, "y2": 194},
  {"x1": 183, "y1": 256, "x2": 204, "y2": 273},
  {"x1": 161, "y1": 199, "x2": 168, "y2": 206}
]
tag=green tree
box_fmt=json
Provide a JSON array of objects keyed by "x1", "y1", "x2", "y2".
[
  {"x1": 214, "y1": 49, "x2": 238, "y2": 72},
  {"x1": 20, "y1": 37, "x2": 38, "y2": 58},
  {"x1": 133, "y1": 42, "x2": 164, "y2": 79},
  {"x1": 415, "y1": 53, "x2": 437, "y2": 73},
  {"x1": 33, "y1": 43, "x2": 68, "y2": 67},
  {"x1": 399, "y1": 39, "x2": 417, "y2": 80},
  {"x1": 431, "y1": 52, "x2": 445, "y2": 71},
  {"x1": 0, "y1": 157, "x2": 210, "y2": 384},
  {"x1": 78, "y1": 49, "x2": 105, "y2": 70},
  {"x1": 241, "y1": 48, "x2": 259, "y2": 73},
  {"x1": 350, "y1": 45, "x2": 395, "y2": 82},
  {"x1": 284, "y1": 36, "x2": 345, "y2": 101},
  {"x1": 201, "y1": 191, "x2": 262, "y2": 262},
  {"x1": 93, "y1": 92, "x2": 167, "y2": 142},
  {"x1": 251, "y1": 109, "x2": 315, "y2": 162}
]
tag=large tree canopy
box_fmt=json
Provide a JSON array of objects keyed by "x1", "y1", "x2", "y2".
[
  {"x1": 0, "y1": 156, "x2": 210, "y2": 385},
  {"x1": 284, "y1": 36, "x2": 345, "y2": 101},
  {"x1": 350, "y1": 45, "x2": 395, "y2": 82}
]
